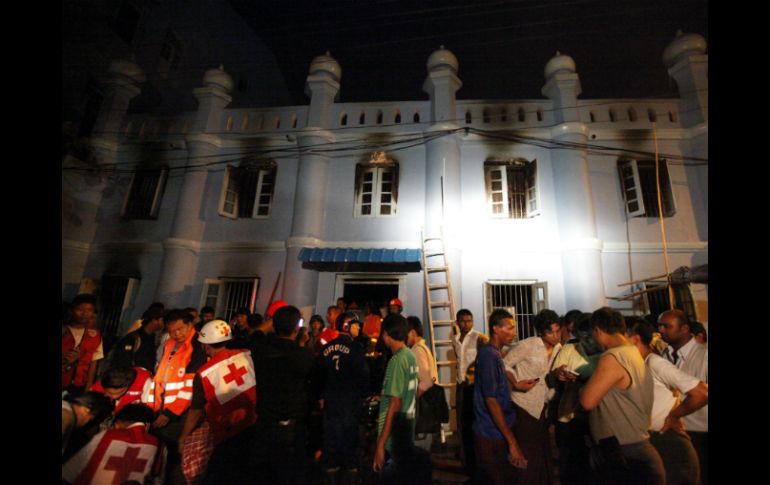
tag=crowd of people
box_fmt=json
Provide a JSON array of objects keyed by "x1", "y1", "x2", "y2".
[{"x1": 62, "y1": 292, "x2": 708, "y2": 485}]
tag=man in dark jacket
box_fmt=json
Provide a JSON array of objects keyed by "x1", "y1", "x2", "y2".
[{"x1": 107, "y1": 306, "x2": 165, "y2": 373}]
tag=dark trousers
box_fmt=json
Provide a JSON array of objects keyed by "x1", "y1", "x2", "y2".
[
  {"x1": 511, "y1": 402, "x2": 553, "y2": 485},
  {"x1": 555, "y1": 418, "x2": 595, "y2": 485},
  {"x1": 474, "y1": 432, "x2": 521, "y2": 485},
  {"x1": 321, "y1": 408, "x2": 361, "y2": 471},
  {"x1": 590, "y1": 439, "x2": 666, "y2": 485},
  {"x1": 251, "y1": 419, "x2": 309, "y2": 485},
  {"x1": 456, "y1": 382, "x2": 477, "y2": 476},
  {"x1": 380, "y1": 445, "x2": 432, "y2": 485},
  {"x1": 687, "y1": 431, "x2": 708, "y2": 485},
  {"x1": 152, "y1": 412, "x2": 187, "y2": 485},
  {"x1": 650, "y1": 429, "x2": 700, "y2": 485},
  {"x1": 202, "y1": 426, "x2": 256, "y2": 485}
]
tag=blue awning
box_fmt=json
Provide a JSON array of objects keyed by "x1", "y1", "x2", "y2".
[{"x1": 298, "y1": 247, "x2": 422, "y2": 264}]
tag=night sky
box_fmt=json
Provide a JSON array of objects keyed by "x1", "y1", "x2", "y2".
[{"x1": 230, "y1": 0, "x2": 708, "y2": 105}]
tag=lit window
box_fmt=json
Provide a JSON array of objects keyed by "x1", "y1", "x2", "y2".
[
  {"x1": 355, "y1": 152, "x2": 398, "y2": 217},
  {"x1": 483, "y1": 159, "x2": 540, "y2": 218}
]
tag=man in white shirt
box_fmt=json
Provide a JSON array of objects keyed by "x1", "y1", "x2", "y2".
[
  {"x1": 450, "y1": 309, "x2": 487, "y2": 477},
  {"x1": 658, "y1": 309, "x2": 709, "y2": 485},
  {"x1": 628, "y1": 317, "x2": 708, "y2": 485},
  {"x1": 407, "y1": 316, "x2": 439, "y2": 451},
  {"x1": 503, "y1": 309, "x2": 562, "y2": 485}
]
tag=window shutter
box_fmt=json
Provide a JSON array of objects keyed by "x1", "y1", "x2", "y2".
[
  {"x1": 485, "y1": 164, "x2": 509, "y2": 217},
  {"x1": 201, "y1": 280, "x2": 223, "y2": 315},
  {"x1": 148, "y1": 168, "x2": 168, "y2": 218},
  {"x1": 525, "y1": 160, "x2": 540, "y2": 218},
  {"x1": 618, "y1": 160, "x2": 646, "y2": 217},
  {"x1": 658, "y1": 160, "x2": 677, "y2": 217},
  {"x1": 533, "y1": 281, "x2": 548, "y2": 313},
  {"x1": 218, "y1": 166, "x2": 239, "y2": 218}
]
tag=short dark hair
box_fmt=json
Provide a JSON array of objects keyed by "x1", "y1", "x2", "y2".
[
  {"x1": 183, "y1": 306, "x2": 197, "y2": 314},
  {"x1": 200, "y1": 306, "x2": 215, "y2": 315},
  {"x1": 562, "y1": 309, "x2": 583, "y2": 326},
  {"x1": 627, "y1": 318, "x2": 655, "y2": 346},
  {"x1": 382, "y1": 314, "x2": 409, "y2": 342},
  {"x1": 101, "y1": 367, "x2": 137, "y2": 389},
  {"x1": 235, "y1": 307, "x2": 250, "y2": 317},
  {"x1": 273, "y1": 305, "x2": 301, "y2": 336},
  {"x1": 114, "y1": 403, "x2": 155, "y2": 424},
  {"x1": 71, "y1": 294, "x2": 97, "y2": 308},
  {"x1": 658, "y1": 309, "x2": 689, "y2": 328},
  {"x1": 688, "y1": 321, "x2": 707, "y2": 342},
  {"x1": 575, "y1": 313, "x2": 593, "y2": 334},
  {"x1": 141, "y1": 305, "x2": 164, "y2": 325},
  {"x1": 164, "y1": 309, "x2": 193, "y2": 326},
  {"x1": 488, "y1": 308, "x2": 514, "y2": 336},
  {"x1": 534, "y1": 309, "x2": 561, "y2": 335},
  {"x1": 68, "y1": 391, "x2": 112, "y2": 420},
  {"x1": 590, "y1": 307, "x2": 626, "y2": 335},
  {"x1": 456, "y1": 308, "x2": 473, "y2": 320},
  {"x1": 309, "y1": 315, "x2": 325, "y2": 328},
  {"x1": 406, "y1": 316, "x2": 424, "y2": 337},
  {"x1": 336, "y1": 311, "x2": 360, "y2": 332},
  {"x1": 247, "y1": 313, "x2": 263, "y2": 329}
]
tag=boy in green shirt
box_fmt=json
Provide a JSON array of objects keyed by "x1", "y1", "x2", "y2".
[{"x1": 373, "y1": 315, "x2": 431, "y2": 483}]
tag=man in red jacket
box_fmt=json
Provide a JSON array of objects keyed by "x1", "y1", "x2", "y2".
[
  {"x1": 62, "y1": 403, "x2": 166, "y2": 485},
  {"x1": 62, "y1": 294, "x2": 104, "y2": 394},
  {"x1": 179, "y1": 319, "x2": 257, "y2": 484},
  {"x1": 91, "y1": 366, "x2": 153, "y2": 415}
]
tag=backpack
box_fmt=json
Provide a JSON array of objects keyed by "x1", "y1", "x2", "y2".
[{"x1": 415, "y1": 383, "x2": 449, "y2": 433}]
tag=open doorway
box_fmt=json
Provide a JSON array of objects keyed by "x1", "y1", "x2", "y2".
[{"x1": 335, "y1": 274, "x2": 405, "y2": 318}]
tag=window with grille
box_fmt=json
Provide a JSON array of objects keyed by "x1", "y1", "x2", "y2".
[
  {"x1": 484, "y1": 281, "x2": 548, "y2": 340},
  {"x1": 618, "y1": 159, "x2": 675, "y2": 218},
  {"x1": 484, "y1": 159, "x2": 539, "y2": 218},
  {"x1": 219, "y1": 161, "x2": 277, "y2": 219},
  {"x1": 201, "y1": 278, "x2": 260, "y2": 322},
  {"x1": 642, "y1": 281, "x2": 697, "y2": 323},
  {"x1": 355, "y1": 152, "x2": 399, "y2": 217},
  {"x1": 122, "y1": 166, "x2": 168, "y2": 219}
]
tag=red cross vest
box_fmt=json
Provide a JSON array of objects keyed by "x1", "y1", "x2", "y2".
[
  {"x1": 62, "y1": 326, "x2": 102, "y2": 389},
  {"x1": 91, "y1": 367, "x2": 153, "y2": 414},
  {"x1": 148, "y1": 330, "x2": 196, "y2": 416},
  {"x1": 198, "y1": 348, "x2": 257, "y2": 445},
  {"x1": 61, "y1": 423, "x2": 166, "y2": 485}
]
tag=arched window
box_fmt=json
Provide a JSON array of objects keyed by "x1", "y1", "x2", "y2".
[
  {"x1": 376, "y1": 111, "x2": 383, "y2": 124},
  {"x1": 465, "y1": 110, "x2": 472, "y2": 124},
  {"x1": 394, "y1": 112, "x2": 401, "y2": 124},
  {"x1": 669, "y1": 111, "x2": 677, "y2": 123},
  {"x1": 536, "y1": 109, "x2": 543, "y2": 122},
  {"x1": 609, "y1": 109, "x2": 617, "y2": 122},
  {"x1": 500, "y1": 108, "x2": 508, "y2": 122},
  {"x1": 648, "y1": 109, "x2": 657, "y2": 122},
  {"x1": 589, "y1": 112, "x2": 596, "y2": 123},
  {"x1": 359, "y1": 112, "x2": 366, "y2": 125},
  {"x1": 340, "y1": 113, "x2": 348, "y2": 126},
  {"x1": 628, "y1": 108, "x2": 637, "y2": 122},
  {"x1": 518, "y1": 108, "x2": 526, "y2": 122},
  {"x1": 291, "y1": 114, "x2": 298, "y2": 128},
  {"x1": 483, "y1": 108, "x2": 491, "y2": 123},
  {"x1": 413, "y1": 112, "x2": 420, "y2": 123}
]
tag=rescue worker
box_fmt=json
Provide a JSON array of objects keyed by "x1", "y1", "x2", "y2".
[
  {"x1": 388, "y1": 298, "x2": 404, "y2": 316},
  {"x1": 148, "y1": 309, "x2": 207, "y2": 484},
  {"x1": 317, "y1": 311, "x2": 370, "y2": 484},
  {"x1": 179, "y1": 320, "x2": 257, "y2": 484},
  {"x1": 62, "y1": 392, "x2": 112, "y2": 456},
  {"x1": 62, "y1": 294, "x2": 104, "y2": 394},
  {"x1": 91, "y1": 366, "x2": 153, "y2": 414},
  {"x1": 62, "y1": 403, "x2": 167, "y2": 485}
]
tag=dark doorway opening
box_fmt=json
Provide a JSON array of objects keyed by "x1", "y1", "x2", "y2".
[{"x1": 342, "y1": 280, "x2": 399, "y2": 314}]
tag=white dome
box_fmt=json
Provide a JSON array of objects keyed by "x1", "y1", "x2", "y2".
[
  {"x1": 309, "y1": 52, "x2": 341, "y2": 82},
  {"x1": 203, "y1": 65, "x2": 234, "y2": 93},
  {"x1": 108, "y1": 59, "x2": 146, "y2": 84},
  {"x1": 544, "y1": 51, "x2": 576, "y2": 80},
  {"x1": 427, "y1": 46, "x2": 459, "y2": 73},
  {"x1": 663, "y1": 31, "x2": 707, "y2": 67}
]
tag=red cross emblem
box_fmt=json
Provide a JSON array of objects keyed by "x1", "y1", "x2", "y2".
[
  {"x1": 222, "y1": 362, "x2": 248, "y2": 386},
  {"x1": 104, "y1": 446, "x2": 148, "y2": 484}
]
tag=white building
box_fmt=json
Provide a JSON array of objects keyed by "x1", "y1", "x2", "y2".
[{"x1": 62, "y1": 32, "x2": 708, "y2": 351}]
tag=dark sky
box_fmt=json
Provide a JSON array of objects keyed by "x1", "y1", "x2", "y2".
[{"x1": 229, "y1": 0, "x2": 708, "y2": 105}]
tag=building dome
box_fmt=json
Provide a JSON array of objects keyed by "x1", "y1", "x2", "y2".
[
  {"x1": 544, "y1": 51, "x2": 576, "y2": 80},
  {"x1": 427, "y1": 46, "x2": 459, "y2": 73},
  {"x1": 309, "y1": 51, "x2": 341, "y2": 82},
  {"x1": 202, "y1": 65, "x2": 234, "y2": 93},
  {"x1": 663, "y1": 31, "x2": 707, "y2": 67},
  {"x1": 108, "y1": 59, "x2": 146, "y2": 84}
]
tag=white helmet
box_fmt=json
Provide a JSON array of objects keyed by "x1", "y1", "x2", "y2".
[{"x1": 198, "y1": 319, "x2": 233, "y2": 344}]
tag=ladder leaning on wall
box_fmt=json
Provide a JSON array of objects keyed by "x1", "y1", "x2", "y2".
[{"x1": 420, "y1": 226, "x2": 457, "y2": 440}]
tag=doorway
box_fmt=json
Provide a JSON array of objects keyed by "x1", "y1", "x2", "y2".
[{"x1": 335, "y1": 274, "x2": 405, "y2": 317}]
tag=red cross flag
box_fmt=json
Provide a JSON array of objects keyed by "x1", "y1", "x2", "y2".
[{"x1": 200, "y1": 352, "x2": 256, "y2": 405}]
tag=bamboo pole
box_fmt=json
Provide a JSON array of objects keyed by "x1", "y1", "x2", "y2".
[
  {"x1": 617, "y1": 273, "x2": 670, "y2": 287},
  {"x1": 653, "y1": 123, "x2": 675, "y2": 310}
]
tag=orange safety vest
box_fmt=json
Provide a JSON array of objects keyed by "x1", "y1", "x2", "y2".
[
  {"x1": 198, "y1": 348, "x2": 257, "y2": 445},
  {"x1": 148, "y1": 330, "x2": 196, "y2": 417},
  {"x1": 62, "y1": 326, "x2": 102, "y2": 389},
  {"x1": 362, "y1": 314, "x2": 382, "y2": 340}
]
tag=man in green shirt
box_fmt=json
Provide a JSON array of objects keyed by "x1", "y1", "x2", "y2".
[{"x1": 373, "y1": 314, "x2": 431, "y2": 483}]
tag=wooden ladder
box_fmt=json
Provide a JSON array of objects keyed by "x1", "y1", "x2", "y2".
[{"x1": 420, "y1": 226, "x2": 457, "y2": 440}]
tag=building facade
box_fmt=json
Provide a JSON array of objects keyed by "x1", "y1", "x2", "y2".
[{"x1": 62, "y1": 32, "x2": 708, "y2": 349}]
